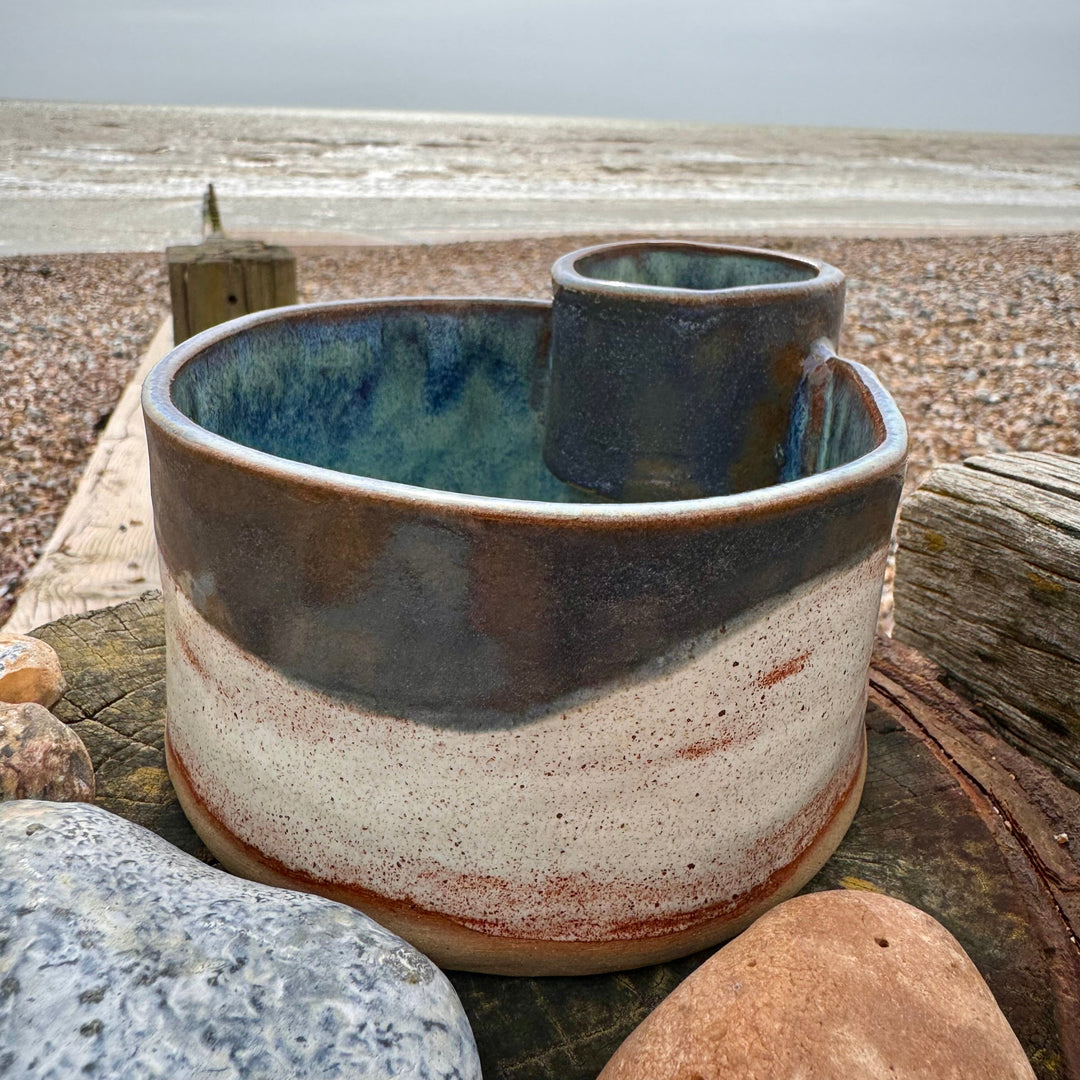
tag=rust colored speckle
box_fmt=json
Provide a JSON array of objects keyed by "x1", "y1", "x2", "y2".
[
  {"x1": 757, "y1": 650, "x2": 812, "y2": 689},
  {"x1": 674, "y1": 726, "x2": 757, "y2": 759},
  {"x1": 173, "y1": 627, "x2": 209, "y2": 681},
  {"x1": 169, "y1": 731, "x2": 864, "y2": 946},
  {"x1": 676, "y1": 740, "x2": 719, "y2": 761}
]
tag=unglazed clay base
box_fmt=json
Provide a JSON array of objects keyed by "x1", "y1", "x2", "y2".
[{"x1": 167, "y1": 731, "x2": 866, "y2": 975}]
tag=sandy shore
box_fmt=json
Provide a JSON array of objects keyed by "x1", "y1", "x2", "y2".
[{"x1": 2, "y1": 232, "x2": 1078, "y2": 627}]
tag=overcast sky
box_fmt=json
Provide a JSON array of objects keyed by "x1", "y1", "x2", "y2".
[{"x1": 2, "y1": 0, "x2": 1078, "y2": 134}]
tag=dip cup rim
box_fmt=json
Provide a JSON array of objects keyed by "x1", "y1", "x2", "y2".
[
  {"x1": 551, "y1": 239, "x2": 845, "y2": 305},
  {"x1": 142, "y1": 295, "x2": 907, "y2": 527}
]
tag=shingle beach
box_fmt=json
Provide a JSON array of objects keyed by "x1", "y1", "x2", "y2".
[{"x1": 2, "y1": 232, "x2": 1078, "y2": 627}]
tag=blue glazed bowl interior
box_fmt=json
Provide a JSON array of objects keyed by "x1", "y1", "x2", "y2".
[
  {"x1": 170, "y1": 302, "x2": 884, "y2": 503},
  {"x1": 172, "y1": 303, "x2": 599, "y2": 503}
]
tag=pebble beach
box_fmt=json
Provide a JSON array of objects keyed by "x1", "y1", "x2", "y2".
[{"x1": 2, "y1": 231, "x2": 1079, "y2": 627}]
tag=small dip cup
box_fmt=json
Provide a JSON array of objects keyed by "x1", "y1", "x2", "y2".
[{"x1": 546, "y1": 240, "x2": 846, "y2": 500}]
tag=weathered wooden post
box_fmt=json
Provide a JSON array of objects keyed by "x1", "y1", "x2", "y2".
[
  {"x1": 893, "y1": 450, "x2": 1080, "y2": 789},
  {"x1": 166, "y1": 185, "x2": 297, "y2": 343}
]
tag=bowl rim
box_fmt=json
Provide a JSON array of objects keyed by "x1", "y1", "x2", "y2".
[
  {"x1": 142, "y1": 296, "x2": 907, "y2": 526},
  {"x1": 551, "y1": 239, "x2": 844, "y2": 305}
]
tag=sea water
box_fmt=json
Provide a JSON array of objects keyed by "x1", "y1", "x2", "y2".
[{"x1": 1, "y1": 99, "x2": 1078, "y2": 255}]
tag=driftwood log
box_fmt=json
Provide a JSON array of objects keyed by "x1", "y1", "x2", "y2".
[
  {"x1": 894, "y1": 451, "x2": 1080, "y2": 789},
  {"x1": 31, "y1": 595, "x2": 1080, "y2": 1080}
]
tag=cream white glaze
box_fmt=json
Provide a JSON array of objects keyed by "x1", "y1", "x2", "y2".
[{"x1": 163, "y1": 546, "x2": 885, "y2": 940}]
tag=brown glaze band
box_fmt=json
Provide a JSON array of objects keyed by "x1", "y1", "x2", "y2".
[
  {"x1": 146, "y1": 427, "x2": 903, "y2": 722},
  {"x1": 166, "y1": 727, "x2": 867, "y2": 976},
  {"x1": 143, "y1": 299, "x2": 906, "y2": 722}
]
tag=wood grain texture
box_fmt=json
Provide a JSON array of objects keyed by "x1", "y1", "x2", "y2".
[
  {"x1": 27, "y1": 596, "x2": 1080, "y2": 1080},
  {"x1": 167, "y1": 238, "x2": 297, "y2": 343},
  {"x1": 29, "y1": 592, "x2": 207, "y2": 858},
  {"x1": 3, "y1": 319, "x2": 171, "y2": 635},
  {"x1": 894, "y1": 451, "x2": 1080, "y2": 789}
]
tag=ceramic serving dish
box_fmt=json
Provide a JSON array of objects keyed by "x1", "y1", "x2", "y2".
[{"x1": 142, "y1": 294, "x2": 906, "y2": 976}]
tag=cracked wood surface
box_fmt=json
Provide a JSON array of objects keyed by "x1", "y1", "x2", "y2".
[
  {"x1": 29, "y1": 596, "x2": 1080, "y2": 1080},
  {"x1": 894, "y1": 451, "x2": 1080, "y2": 789},
  {"x1": 29, "y1": 590, "x2": 208, "y2": 859}
]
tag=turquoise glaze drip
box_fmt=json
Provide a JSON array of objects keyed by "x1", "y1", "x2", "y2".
[{"x1": 781, "y1": 358, "x2": 881, "y2": 483}]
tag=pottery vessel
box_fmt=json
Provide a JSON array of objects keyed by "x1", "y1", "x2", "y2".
[
  {"x1": 546, "y1": 240, "x2": 846, "y2": 500},
  {"x1": 143, "y1": 295, "x2": 906, "y2": 976}
]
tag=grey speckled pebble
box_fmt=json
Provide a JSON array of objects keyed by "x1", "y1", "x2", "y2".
[{"x1": 0, "y1": 800, "x2": 481, "y2": 1080}]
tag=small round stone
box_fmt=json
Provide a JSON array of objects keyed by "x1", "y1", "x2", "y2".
[
  {"x1": 0, "y1": 701, "x2": 95, "y2": 802},
  {"x1": 0, "y1": 633, "x2": 66, "y2": 707}
]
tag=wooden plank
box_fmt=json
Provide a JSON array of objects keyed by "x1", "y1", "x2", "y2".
[
  {"x1": 184, "y1": 256, "x2": 247, "y2": 339},
  {"x1": 869, "y1": 635, "x2": 1080, "y2": 945},
  {"x1": 965, "y1": 451, "x2": 1080, "y2": 501},
  {"x1": 28, "y1": 598, "x2": 1080, "y2": 1079},
  {"x1": 241, "y1": 248, "x2": 284, "y2": 312},
  {"x1": 3, "y1": 318, "x2": 171, "y2": 634},
  {"x1": 893, "y1": 452, "x2": 1080, "y2": 789}
]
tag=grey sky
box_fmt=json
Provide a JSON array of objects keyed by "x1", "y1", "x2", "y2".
[{"x1": 2, "y1": 0, "x2": 1078, "y2": 134}]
